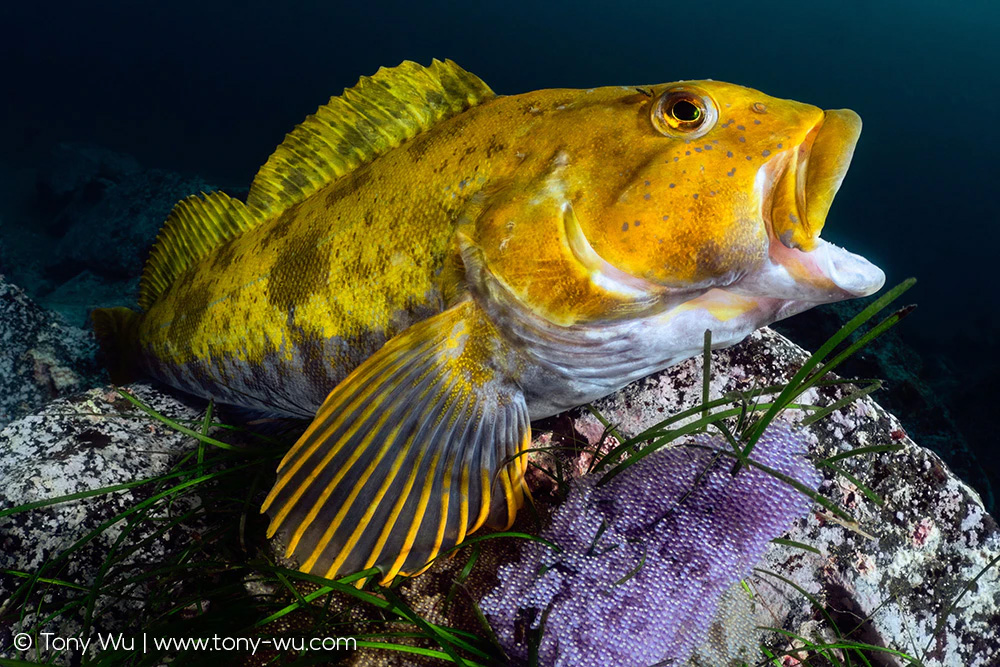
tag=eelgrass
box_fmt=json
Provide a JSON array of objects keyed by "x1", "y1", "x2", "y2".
[{"x1": 0, "y1": 278, "x2": 993, "y2": 667}]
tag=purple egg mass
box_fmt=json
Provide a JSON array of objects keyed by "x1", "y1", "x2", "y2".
[{"x1": 479, "y1": 420, "x2": 822, "y2": 666}]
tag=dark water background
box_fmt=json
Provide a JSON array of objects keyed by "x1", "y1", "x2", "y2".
[{"x1": 1, "y1": 1, "x2": 997, "y2": 504}]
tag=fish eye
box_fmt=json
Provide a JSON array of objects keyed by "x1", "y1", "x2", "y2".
[{"x1": 651, "y1": 87, "x2": 718, "y2": 139}]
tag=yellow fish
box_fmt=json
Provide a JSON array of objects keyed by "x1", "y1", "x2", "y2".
[{"x1": 92, "y1": 60, "x2": 884, "y2": 584}]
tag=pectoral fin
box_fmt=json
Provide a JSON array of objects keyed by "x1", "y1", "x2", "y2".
[{"x1": 261, "y1": 300, "x2": 529, "y2": 583}]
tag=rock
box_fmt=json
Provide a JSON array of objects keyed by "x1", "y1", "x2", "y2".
[
  {"x1": 0, "y1": 384, "x2": 213, "y2": 664},
  {"x1": 1, "y1": 142, "x2": 214, "y2": 307},
  {"x1": 2, "y1": 324, "x2": 995, "y2": 666},
  {"x1": 36, "y1": 142, "x2": 141, "y2": 210},
  {"x1": 38, "y1": 270, "x2": 139, "y2": 328},
  {"x1": 936, "y1": 319, "x2": 1000, "y2": 516},
  {"x1": 774, "y1": 301, "x2": 996, "y2": 513},
  {"x1": 50, "y1": 166, "x2": 214, "y2": 283},
  {"x1": 0, "y1": 212, "x2": 52, "y2": 300},
  {"x1": 0, "y1": 275, "x2": 99, "y2": 427}
]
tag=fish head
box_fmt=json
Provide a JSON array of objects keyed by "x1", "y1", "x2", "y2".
[{"x1": 579, "y1": 79, "x2": 884, "y2": 309}]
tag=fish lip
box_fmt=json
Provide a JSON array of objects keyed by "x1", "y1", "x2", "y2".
[
  {"x1": 767, "y1": 109, "x2": 862, "y2": 251},
  {"x1": 766, "y1": 120, "x2": 817, "y2": 250},
  {"x1": 758, "y1": 152, "x2": 790, "y2": 241},
  {"x1": 796, "y1": 237, "x2": 886, "y2": 298},
  {"x1": 728, "y1": 237, "x2": 885, "y2": 304},
  {"x1": 792, "y1": 119, "x2": 822, "y2": 241}
]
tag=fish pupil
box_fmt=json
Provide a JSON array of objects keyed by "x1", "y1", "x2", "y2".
[{"x1": 671, "y1": 99, "x2": 701, "y2": 122}]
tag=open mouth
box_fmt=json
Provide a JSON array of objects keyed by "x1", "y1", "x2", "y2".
[
  {"x1": 744, "y1": 108, "x2": 885, "y2": 302},
  {"x1": 769, "y1": 109, "x2": 862, "y2": 251}
]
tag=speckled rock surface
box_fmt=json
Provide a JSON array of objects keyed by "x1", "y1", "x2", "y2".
[
  {"x1": 774, "y1": 301, "x2": 996, "y2": 514},
  {"x1": 0, "y1": 276, "x2": 99, "y2": 427},
  {"x1": 0, "y1": 383, "x2": 208, "y2": 664}
]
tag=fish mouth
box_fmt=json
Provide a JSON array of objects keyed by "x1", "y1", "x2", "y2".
[
  {"x1": 740, "y1": 108, "x2": 884, "y2": 303},
  {"x1": 769, "y1": 109, "x2": 862, "y2": 251}
]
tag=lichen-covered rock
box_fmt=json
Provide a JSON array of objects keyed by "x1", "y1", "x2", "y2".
[
  {"x1": 0, "y1": 383, "x2": 209, "y2": 664},
  {"x1": 0, "y1": 276, "x2": 99, "y2": 427},
  {"x1": 775, "y1": 302, "x2": 996, "y2": 513}
]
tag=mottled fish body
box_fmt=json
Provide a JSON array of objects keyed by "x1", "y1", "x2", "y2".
[{"x1": 93, "y1": 60, "x2": 884, "y2": 583}]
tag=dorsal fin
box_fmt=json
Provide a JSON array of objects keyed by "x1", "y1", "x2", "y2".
[
  {"x1": 138, "y1": 191, "x2": 256, "y2": 310},
  {"x1": 138, "y1": 60, "x2": 493, "y2": 312},
  {"x1": 245, "y1": 59, "x2": 495, "y2": 218}
]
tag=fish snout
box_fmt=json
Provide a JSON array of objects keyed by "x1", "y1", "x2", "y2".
[
  {"x1": 736, "y1": 103, "x2": 881, "y2": 305},
  {"x1": 768, "y1": 108, "x2": 862, "y2": 252}
]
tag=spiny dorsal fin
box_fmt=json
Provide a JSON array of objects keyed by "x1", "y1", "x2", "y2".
[
  {"x1": 139, "y1": 191, "x2": 256, "y2": 310},
  {"x1": 245, "y1": 59, "x2": 495, "y2": 218},
  {"x1": 138, "y1": 60, "x2": 492, "y2": 311}
]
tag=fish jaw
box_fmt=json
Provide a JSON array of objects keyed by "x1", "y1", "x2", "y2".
[
  {"x1": 728, "y1": 237, "x2": 885, "y2": 305},
  {"x1": 733, "y1": 104, "x2": 884, "y2": 307},
  {"x1": 768, "y1": 108, "x2": 863, "y2": 252}
]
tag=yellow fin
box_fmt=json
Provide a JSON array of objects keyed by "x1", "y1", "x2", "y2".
[
  {"x1": 245, "y1": 59, "x2": 495, "y2": 218},
  {"x1": 260, "y1": 300, "x2": 529, "y2": 584},
  {"x1": 138, "y1": 191, "x2": 257, "y2": 310}
]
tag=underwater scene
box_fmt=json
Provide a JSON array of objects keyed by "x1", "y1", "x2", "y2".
[{"x1": 1, "y1": 1, "x2": 998, "y2": 665}]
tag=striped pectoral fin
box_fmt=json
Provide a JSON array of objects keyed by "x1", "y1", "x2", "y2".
[{"x1": 260, "y1": 300, "x2": 530, "y2": 584}]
